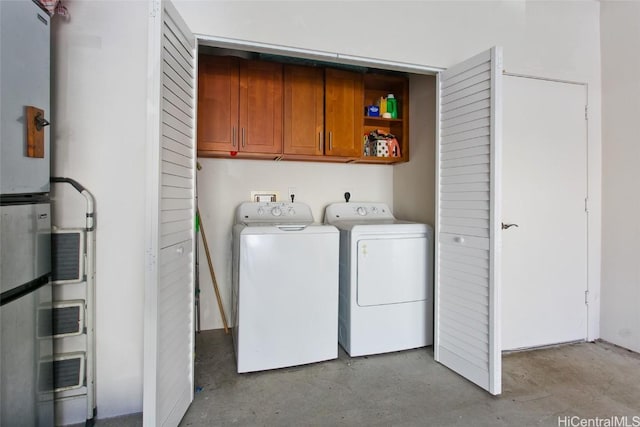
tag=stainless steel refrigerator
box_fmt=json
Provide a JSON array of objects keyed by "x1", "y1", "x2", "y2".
[{"x1": 1, "y1": 1, "x2": 54, "y2": 425}]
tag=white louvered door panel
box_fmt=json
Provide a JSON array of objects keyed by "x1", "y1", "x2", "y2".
[
  {"x1": 435, "y1": 47, "x2": 503, "y2": 395},
  {"x1": 144, "y1": 1, "x2": 196, "y2": 426}
]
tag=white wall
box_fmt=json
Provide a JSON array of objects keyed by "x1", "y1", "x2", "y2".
[
  {"x1": 600, "y1": 2, "x2": 640, "y2": 353},
  {"x1": 176, "y1": 0, "x2": 603, "y2": 340},
  {"x1": 394, "y1": 75, "x2": 437, "y2": 226},
  {"x1": 51, "y1": 1, "x2": 148, "y2": 418},
  {"x1": 51, "y1": 0, "x2": 604, "y2": 418}
]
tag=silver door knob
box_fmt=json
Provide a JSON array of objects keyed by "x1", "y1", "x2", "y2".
[{"x1": 501, "y1": 223, "x2": 519, "y2": 230}]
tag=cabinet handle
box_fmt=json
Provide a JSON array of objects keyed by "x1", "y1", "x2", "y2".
[
  {"x1": 242, "y1": 128, "x2": 246, "y2": 148},
  {"x1": 318, "y1": 132, "x2": 322, "y2": 152},
  {"x1": 232, "y1": 127, "x2": 236, "y2": 147},
  {"x1": 329, "y1": 131, "x2": 333, "y2": 151}
]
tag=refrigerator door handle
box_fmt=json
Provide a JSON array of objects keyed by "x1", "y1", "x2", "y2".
[{"x1": 0, "y1": 273, "x2": 51, "y2": 307}]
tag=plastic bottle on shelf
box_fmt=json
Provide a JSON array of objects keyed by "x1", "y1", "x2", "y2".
[
  {"x1": 379, "y1": 96, "x2": 387, "y2": 116},
  {"x1": 387, "y1": 94, "x2": 398, "y2": 119}
]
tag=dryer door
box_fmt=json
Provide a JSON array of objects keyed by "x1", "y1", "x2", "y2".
[{"x1": 357, "y1": 235, "x2": 428, "y2": 306}]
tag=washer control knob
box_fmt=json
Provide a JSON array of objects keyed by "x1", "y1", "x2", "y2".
[
  {"x1": 271, "y1": 207, "x2": 282, "y2": 217},
  {"x1": 357, "y1": 206, "x2": 367, "y2": 216},
  {"x1": 257, "y1": 208, "x2": 265, "y2": 215},
  {"x1": 288, "y1": 208, "x2": 295, "y2": 216},
  {"x1": 371, "y1": 207, "x2": 378, "y2": 214}
]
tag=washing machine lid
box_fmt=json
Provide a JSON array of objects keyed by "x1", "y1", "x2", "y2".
[
  {"x1": 239, "y1": 223, "x2": 338, "y2": 235},
  {"x1": 324, "y1": 202, "x2": 395, "y2": 225},
  {"x1": 235, "y1": 201, "x2": 314, "y2": 227}
]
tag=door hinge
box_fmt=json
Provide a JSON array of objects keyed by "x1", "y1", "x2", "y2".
[
  {"x1": 584, "y1": 197, "x2": 589, "y2": 213},
  {"x1": 146, "y1": 250, "x2": 157, "y2": 272},
  {"x1": 585, "y1": 290, "x2": 589, "y2": 305},
  {"x1": 585, "y1": 105, "x2": 588, "y2": 120}
]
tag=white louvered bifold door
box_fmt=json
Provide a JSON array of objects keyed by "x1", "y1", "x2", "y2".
[
  {"x1": 144, "y1": 1, "x2": 196, "y2": 425},
  {"x1": 434, "y1": 47, "x2": 503, "y2": 395}
]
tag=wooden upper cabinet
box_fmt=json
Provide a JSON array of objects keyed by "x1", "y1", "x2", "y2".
[
  {"x1": 239, "y1": 60, "x2": 283, "y2": 154},
  {"x1": 197, "y1": 55, "x2": 408, "y2": 163},
  {"x1": 197, "y1": 56, "x2": 283, "y2": 157},
  {"x1": 197, "y1": 55, "x2": 240, "y2": 152},
  {"x1": 360, "y1": 73, "x2": 410, "y2": 163},
  {"x1": 324, "y1": 68, "x2": 363, "y2": 158},
  {"x1": 283, "y1": 65, "x2": 324, "y2": 156}
]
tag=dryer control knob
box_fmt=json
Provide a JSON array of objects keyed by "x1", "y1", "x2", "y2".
[
  {"x1": 357, "y1": 206, "x2": 367, "y2": 216},
  {"x1": 271, "y1": 207, "x2": 282, "y2": 217},
  {"x1": 257, "y1": 208, "x2": 265, "y2": 215},
  {"x1": 288, "y1": 208, "x2": 295, "y2": 215}
]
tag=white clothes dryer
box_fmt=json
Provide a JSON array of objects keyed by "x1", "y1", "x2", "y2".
[
  {"x1": 324, "y1": 201, "x2": 433, "y2": 357},
  {"x1": 232, "y1": 201, "x2": 339, "y2": 373}
]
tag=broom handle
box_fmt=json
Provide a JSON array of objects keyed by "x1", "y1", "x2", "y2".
[{"x1": 198, "y1": 208, "x2": 229, "y2": 334}]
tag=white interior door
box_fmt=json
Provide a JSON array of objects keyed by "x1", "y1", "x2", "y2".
[
  {"x1": 502, "y1": 76, "x2": 588, "y2": 350},
  {"x1": 144, "y1": 1, "x2": 196, "y2": 426},
  {"x1": 435, "y1": 47, "x2": 502, "y2": 395}
]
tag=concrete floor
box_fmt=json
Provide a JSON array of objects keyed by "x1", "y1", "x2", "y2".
[{"x1": 90, "y1": 330, "x2": 640, "y2": 426}]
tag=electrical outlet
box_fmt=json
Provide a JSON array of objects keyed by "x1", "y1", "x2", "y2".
[
  {"x1": 288, "y1": 187, "x2": 297, "y2": 202},
  {"x1": 250, "y1": 191, "x2": 279, "y2": 202}
]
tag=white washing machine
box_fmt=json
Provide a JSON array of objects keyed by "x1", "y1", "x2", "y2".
[
  {"x1": 324, "y1": 201, "x2": 433, "y2": 357},
  {"x1": 232, "y1": 201, "x2": 339, "y2": 373}
]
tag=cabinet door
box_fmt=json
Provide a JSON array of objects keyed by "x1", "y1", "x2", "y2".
[
  {"x1": 197, "y1": 55, "x2": 239, "y2": 152},
  {"x1": 325, "y1": 68, "x2": 363, "y2": 157},
  {"x1": 283, "y1": 65, "x2": 324, "y2": 155},
  {"x1": 239, "y1": 60, "x2": 283, "y2": 154}
]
